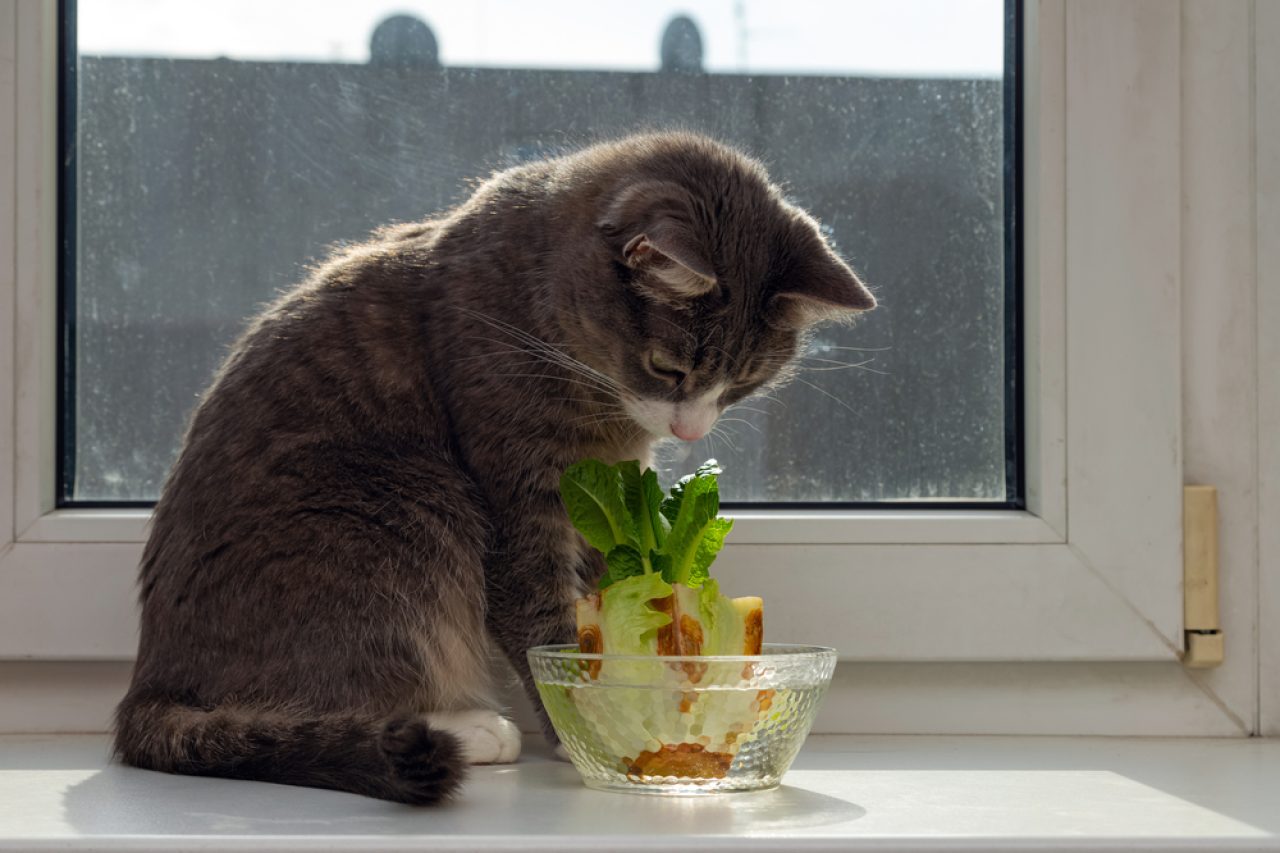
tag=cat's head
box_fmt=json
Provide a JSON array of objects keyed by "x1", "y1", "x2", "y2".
[{"x1": 559, "y1": 133, "x2": 875, "y2": 442}]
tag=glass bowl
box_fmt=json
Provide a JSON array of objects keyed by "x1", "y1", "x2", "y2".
[{"x1": 528, "y1": 643, "x2": 836, "y2": 795}]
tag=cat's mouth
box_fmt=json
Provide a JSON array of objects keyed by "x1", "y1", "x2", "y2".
[{"x1": 622, "y1": 392, "x2": 722, "y2": 443}]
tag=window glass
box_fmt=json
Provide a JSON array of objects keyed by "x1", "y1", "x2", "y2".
[{"x1": 64, "y1": 0, "x2": 1017, "y2": 505}]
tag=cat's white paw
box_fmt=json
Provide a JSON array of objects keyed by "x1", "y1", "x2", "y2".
[
  {"x1": 553, "y1": 743, "x2": 572, "y2": 763},
  {"x1": 424, "y1": 710, "x2": 521, "y2": 764}
]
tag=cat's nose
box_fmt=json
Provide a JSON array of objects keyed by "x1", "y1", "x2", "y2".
[
  {"x1": 670, "y1": 423, "x2": 706, "y2": 442},
  {"x1": 669, "y1": 393, "x2": 722, "y2": 441}
]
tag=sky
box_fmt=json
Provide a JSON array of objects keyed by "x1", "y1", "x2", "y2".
[{"x1": 77, "y1": 0, "x2": 1005, "y2": 78}]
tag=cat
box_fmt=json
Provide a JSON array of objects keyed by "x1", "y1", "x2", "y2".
[{"x1": 112, "y1": 132, "x2": 875, "y2": 804}]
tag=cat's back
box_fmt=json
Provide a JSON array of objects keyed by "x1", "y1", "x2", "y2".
[{"x1": 140, "y1": 226, "x2": 461, "y2": 577}]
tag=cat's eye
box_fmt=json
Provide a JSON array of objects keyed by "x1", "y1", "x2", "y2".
[{"x1": 647, "y1": 351, "x2": 687, "y2": 384}]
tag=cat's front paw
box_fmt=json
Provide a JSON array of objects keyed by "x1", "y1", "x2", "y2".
[{"x1": 424, "y1": 710, "x2": 521, "y2": 765}]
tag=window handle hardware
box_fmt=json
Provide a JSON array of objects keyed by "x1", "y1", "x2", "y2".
[{"x1": 1182, "y1": 485, "x2": 1223, "y2": 668}]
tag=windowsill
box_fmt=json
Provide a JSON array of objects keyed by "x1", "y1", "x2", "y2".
[{"x1": 2, "y1": 734, "x2": 1278, "y2": 851}]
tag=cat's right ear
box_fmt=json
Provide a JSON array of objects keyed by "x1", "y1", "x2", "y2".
[
  {"x1": 598, "y1": 181, "x2": 717, "y2": 301},
  {"x1": 767, "y1": 224, "x2": 876, "y2": 329}
]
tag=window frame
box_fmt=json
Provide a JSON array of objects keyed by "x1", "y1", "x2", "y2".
[
  {"x1": 57, "y1": 0, "x2": 1027, "y2": 515},
  {"x1": 1, "y1": 0, "x2": 1186, "y2": 665},
  {"x1": 1258, "y1": 0, "x2": 1280, "y2": 738}
]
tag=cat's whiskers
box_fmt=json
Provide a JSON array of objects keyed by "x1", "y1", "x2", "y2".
[
  {"x1": 474, "y1": 347, "x2": 612, "y2": 379},
  {"x1": 734, "y1": 346, "x2": 887, "y2": 422},
  {"x1": 725, "y1": 402, "x2": 769, "y2": 417},
  {"x1": 479, "y1": 340, "x2": 623, "y2": 395},
  {"x1": 795, "y1": 356, "x2": 888, "y2": 375},
  {"x1": 708, "y1": 344, "x2": 741, "y2": 371},
  {"x1": 487, "y1": 372, "x2": 620, "y2": 400},
  {"x1": 466, "y1": 344, "x2": 625, "y2": 399},
  {"x1": 455, "y1": 307, "x2": 600, "y2": 369},
  {"x1": 716, "y1": 415, "x2": 762, "y2": 436},
  {"x1": 553, "y1": 395, "x2": 624, "y2": 408},
  {"x1": 750, "y1": 389, "x2": 789, "y2": 410},
  {"x1": 551, "y1": 390, "x2": 632, "y2": 419},
  {"x1": 450, "y1": 343, "x2": 557, "y2": 362},
  {"x1": 740, "y1": 352, "x2": 885, "y2": 435},
  {"x1": 563, "y1": 411, "x2": 640, "y2": 434},
  {"x1": 564, "y1": 412, "x2": 633, "y2": 428},
  {"x1": 707, "y1": 422, "x2": 740, "y2": 453},
  {"x1": 793, "y1": 376, "x2": 865, "y2": 421},
  {"x1": 555, "y1": 397, "x2": 631, "y2": 424},
  {"x1": 454, "y1": 308, "x2": 631, "y2": 397},
  {"x1": 812, "y1": 344, "x2": 892, "y2": 353},
  {"x1": 455, "y1": 321, "x2": 646, "y2": 434},
  {"x1": 698, "y1": 427, "x2": 718, "y2": 457}
]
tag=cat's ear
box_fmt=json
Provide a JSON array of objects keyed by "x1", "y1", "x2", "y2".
[
  {"x1": 769, "y1": 236, "x2": 876, "y2": 328},
  {"x1": 598, "y1": 181, "x2": 717, "y2": 300},
  {"x1": 620, "y1": 229, "x2": 717, "y2": 298}
]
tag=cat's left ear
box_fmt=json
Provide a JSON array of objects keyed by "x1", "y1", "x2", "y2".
[
  {"x1": 770, "y1": 236, "x2": 876, "y2": 328},
  {"x1": 598, "y1": 181, "x2": 718, "y2": 300}
]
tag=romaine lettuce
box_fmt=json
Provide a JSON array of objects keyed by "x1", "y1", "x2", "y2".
[{"x1": 561, "y1": 458, "x2": 761, "y2": 658}]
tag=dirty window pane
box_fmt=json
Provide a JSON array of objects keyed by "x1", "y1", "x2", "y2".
[{"x1": 64, "y1": 0, "x2": 1017, "y2": 505}]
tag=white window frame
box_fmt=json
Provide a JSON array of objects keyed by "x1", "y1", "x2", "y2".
[
  {"x1": 0, "y1": 0, "x2": 1187, "y2": 664},
  {"x1": 1258, "y1": 0, "x2": 1280, "y2": 738}
]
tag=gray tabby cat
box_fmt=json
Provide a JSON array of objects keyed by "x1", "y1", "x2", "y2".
[{"x1": 113, "y1": 132, "x2": 875, "y2": 804}]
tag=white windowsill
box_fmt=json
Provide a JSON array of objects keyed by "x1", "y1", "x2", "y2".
[{"x1": 2, "y1": 734, "x2": 1278, "y2": 851}]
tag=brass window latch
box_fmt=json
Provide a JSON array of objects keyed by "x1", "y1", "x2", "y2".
[{"x1": 1182, "y1": 485, "x2": 1224, "y2": 668}]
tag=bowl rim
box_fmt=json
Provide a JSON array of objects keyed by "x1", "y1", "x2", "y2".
[{"x1": 526, "y1": 642, "x2": 837, "y2": 663}]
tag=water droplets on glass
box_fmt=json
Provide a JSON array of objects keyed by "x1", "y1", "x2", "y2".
[{"x1": 66, "y1": 0, "x2": 1013, "y2": 504}]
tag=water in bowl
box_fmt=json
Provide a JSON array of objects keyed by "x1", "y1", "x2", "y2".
[{"x1": 533, "y1": 650, "x2": 833, "y2": 794}]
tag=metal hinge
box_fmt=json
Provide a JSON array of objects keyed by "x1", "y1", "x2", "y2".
[{"x1": 1182, "y1": 485, "x2": 1224, "y2": 668}]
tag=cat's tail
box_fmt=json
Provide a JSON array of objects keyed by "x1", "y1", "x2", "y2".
[{"x1": 112, "y1": 689, "x2": 466, "y2": 805}]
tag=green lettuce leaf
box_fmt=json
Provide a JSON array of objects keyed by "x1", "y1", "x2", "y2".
[
  {"x1": 662, "y1": 473, "x2": 723, "y2": 587},
  {"x1": 619, "y1": 461, "x2": 668, "y2": 568},
  {"x1": 563, "y1": 458, "x2": 731, "y2": 594},
  {"x1": 697, "y1": 578, "x2": 747, "y2": 655},
  {"x1": 560, "y1": 459, "x2": 638, "y2": 555},
  {"x1": 660, "y1": 458, "x2": 722, "y2": 525},
  {"x1": 599, "y1": 544, "x2": 646, "y2": 589},
  {"x1": 649, "y1": 550, "x2": 673, "y2": 581},
  {"x1": 688, "y1": 516, "x2": 734, "y2": 588},
  {"x1": 597, "y1": 572, "x2": 673, "y2": 655}
]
